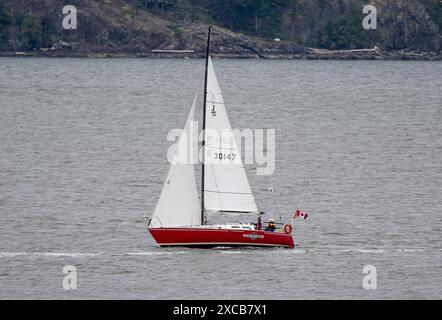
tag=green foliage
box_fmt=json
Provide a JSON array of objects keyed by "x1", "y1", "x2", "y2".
[
  {"x1": 421, "y1": 0, "x2": 442, "y2": 32},
  {"x1": 0, "y1": 2, "x2": 44, "y2": 50},
  {"x1": 0, "y1": 2, "x2": 14, "y2": 26},
  {"x1": 0, "y1": 0, "x2": 438, "y2": 52},
  {"x1": 127, "y1": 0, "x2": 288, "y2": 39},
  {"x1": 207, "y1": 0, "x2": 286, "y2": 38},
  {"x1": 319, "y1": 8, "x2": 370, "y2": 50},
  {"x1": 258, "y1": 0, "x2": 286, "y2": 38},
  {"x1": 20, "y1": 14, "x2": 43, "y2": 49}
]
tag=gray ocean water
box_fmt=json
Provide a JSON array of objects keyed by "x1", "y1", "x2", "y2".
[{"x1": 0, "y1": 58, "x2": 441, "y2": 299}]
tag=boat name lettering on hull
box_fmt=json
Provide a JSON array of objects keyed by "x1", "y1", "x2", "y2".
[{"x1": 243, "y1": 232, "x2": 264, "y2": 240}]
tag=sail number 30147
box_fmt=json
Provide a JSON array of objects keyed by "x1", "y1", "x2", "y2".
[{"x1": 214, "y1": 153, "x2": 236, "y2": 160}]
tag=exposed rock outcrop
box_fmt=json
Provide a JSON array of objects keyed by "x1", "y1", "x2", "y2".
[{"x1": 0, "y1": 0, "x2": 440, "y2": 59}]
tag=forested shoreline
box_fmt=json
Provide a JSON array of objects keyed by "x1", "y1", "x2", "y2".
[{"x1": 0, "y1": 0, "x2": 440, "y2": 59}]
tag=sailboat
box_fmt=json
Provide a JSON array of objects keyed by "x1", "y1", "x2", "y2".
[{"x1": 147, "y1": 27, "x2": 295, "y2": 249}]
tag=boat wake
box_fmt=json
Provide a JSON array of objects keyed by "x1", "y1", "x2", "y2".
[
  {"x1": 0, "y1": 252, "x2": 103, "y2": 258},
  {"x1": 0, "y1": 248, "x2": 429, "y2": 259},
  {"x1": 356, "y1": 249, "x2": 385, "y2": 253},
  {"x1": 296, "y1": 247, "x2": 427, "y2": 254},
  {"x1": 124, "y1": 251, "x2": 188, "y2": 256}
]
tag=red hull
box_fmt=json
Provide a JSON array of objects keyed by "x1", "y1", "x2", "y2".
[{"x1": 148, "y1": 227, "x2": 295, "y2": 249}]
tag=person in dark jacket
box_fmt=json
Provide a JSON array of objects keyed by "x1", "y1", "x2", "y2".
[{"x1": 267, "y1": 219, "x2": 276, "y2": 232}]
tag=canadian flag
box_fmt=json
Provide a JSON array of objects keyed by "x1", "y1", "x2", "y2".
[{"x1": 293, "y1": 209, "x2": 308, "y2": 220}]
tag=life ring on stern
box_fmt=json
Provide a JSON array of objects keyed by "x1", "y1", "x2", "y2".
[{"x1": 283, "y1": 224, "x2": 292, "y2": 234}]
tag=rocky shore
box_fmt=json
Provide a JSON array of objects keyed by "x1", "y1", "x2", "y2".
[
  {"x1": 1, "y1": 1, "x2": 440, "y2": 61},
  {"x1": 2, "y1": 45, "x2": 440, "y2": 61}
]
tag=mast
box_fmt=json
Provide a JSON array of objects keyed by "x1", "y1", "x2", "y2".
[{"x1": 201, "y1": 26, "x2": 212, "y2": 225}]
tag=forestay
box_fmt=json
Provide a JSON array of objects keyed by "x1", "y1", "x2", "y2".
[{"x1": 150, "y1": 91, "x2": 201, "y2": 227}]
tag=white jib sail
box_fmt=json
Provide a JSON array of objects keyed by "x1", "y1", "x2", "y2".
[
  {"x1": 150, "y1": 90, "x2": 201, "y2": 228},
  {"x1": 204, "y1": 57, "x2": 258, "y2": 214}
]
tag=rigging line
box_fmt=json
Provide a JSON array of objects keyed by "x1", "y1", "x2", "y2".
[
  {"x1": 173, "y1": 80, "x2": 202, "y2": 141},
  {"x1": 205, "y1": 146, "x2": 236, "y2": 151},
  {"x1": 206, "y1": 100, "x2": 224, "y2": 105},
  {"x1": 201, "y1": 26, "x2": 212, "y2": 225},
  {"x1": 205, "y1": 159, "x2": 224, "y2": 212},
  {"x1": 154, "y1": 78, "x2": 202, "y2": 217},
  {"x1": 296, "y1": 179, "x2": 310, "y2": 209},
  {"x1": 204, "y1": 190, "x2": 253, "y2": 195}
]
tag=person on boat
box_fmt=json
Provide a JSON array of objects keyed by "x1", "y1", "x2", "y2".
[
  {"x1": 267, "y1": 219, "x2": 276, "y2": 232},
  {"x1": 257, "y1": 216, "x2": 262, "y2": 230}
]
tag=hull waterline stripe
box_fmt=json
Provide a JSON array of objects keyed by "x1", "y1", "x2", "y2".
[{"x1": 157, "y1": 242, "x2": 291, "y2": 247}]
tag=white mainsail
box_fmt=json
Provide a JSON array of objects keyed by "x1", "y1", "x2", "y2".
[
  {"x1": 203, "y1": 57, "x2": 258, "y2": 214},
  {"x1": 150, "y1": 91, "x2": 201, "y2": 227}
]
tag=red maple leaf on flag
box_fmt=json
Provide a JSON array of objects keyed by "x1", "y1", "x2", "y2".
[{"x1": 293, "y1": 209, "x2": 308, "y2": 220}]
